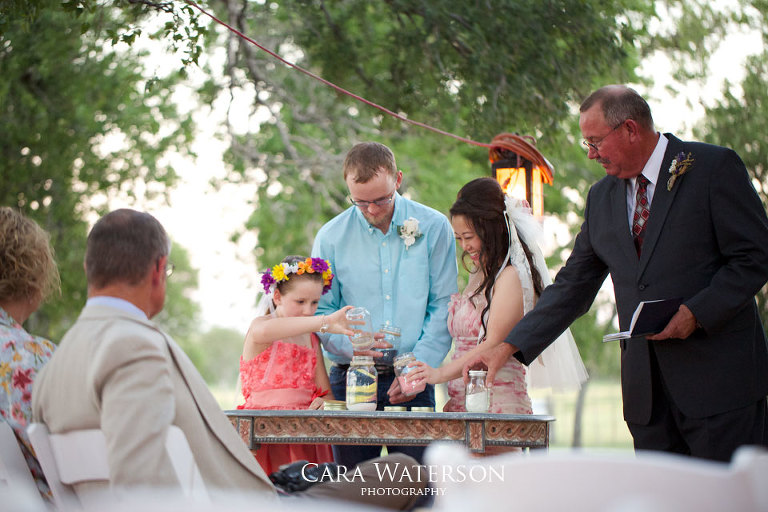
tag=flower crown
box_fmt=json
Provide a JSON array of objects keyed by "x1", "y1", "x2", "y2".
[{"x1": 260, "y1": 257, "x2": 334, "y2": 295}]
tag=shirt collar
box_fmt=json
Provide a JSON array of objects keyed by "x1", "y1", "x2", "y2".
[
  {"x1": 0, "y1": 306, "x2": 16, "y2": 327},
  {"x1": 390, "y1": 192, "x2": 407, "y2": 226},
  {"x1": 86, "y1": 296, "x2": 148, "y2": 320},
  {"x1": 634, "y1": 133, "x2": 668, "y2": 185}
]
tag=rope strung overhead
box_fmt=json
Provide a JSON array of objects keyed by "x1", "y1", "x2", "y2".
[
  {"x1": 185, "y1": 1, "x2": 554, "y2": 173},
  {"x1": 186, "y1": 0, "x2": 492, "y2": 148}
]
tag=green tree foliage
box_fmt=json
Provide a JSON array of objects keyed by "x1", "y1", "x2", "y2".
[
  {"x1": 693, "y1": 1, "x2": 768, "y2": 321},
  {"x1": 1, "y1": 0, "x2": 206, "y2": 67},
  {"x1": 154, "y1": 241, "x2": 202, "y2": 341},
  {"x1": 0, "y1": 0, "x2": 195, "y2": 340},
  {"x1": 181, "y1": 326, "x2": 244, "y2": 390},
  {"x1": 208, "y1": 0, "x2": 644, "y2": 266},
  {"x1": 274, "y1": 0, "x2": 644, "y2": 141}
]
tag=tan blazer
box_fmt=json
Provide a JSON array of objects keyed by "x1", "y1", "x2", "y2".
[{"x1": 31, "y1": 304, "x2": 276, "y2": 501}]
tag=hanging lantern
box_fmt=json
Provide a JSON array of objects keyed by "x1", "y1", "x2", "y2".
[{"x1": 489, "y1": 133, "x2": 554, "y2": 217}]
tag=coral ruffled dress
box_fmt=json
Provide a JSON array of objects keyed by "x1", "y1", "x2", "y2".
[
  {"x1": 443, "y1": 290, "x2": 532, "y2": 415},
  {"x1": 237, "y1": 333, "x2": 334, "y2": 474}
]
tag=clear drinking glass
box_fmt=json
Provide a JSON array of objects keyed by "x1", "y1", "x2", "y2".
[
  {"x1": 375, "y1": 324, "x2": 400, "y2": 365},
  {"x1": 393, "y1": 352, "x2": 426, "y2": 396},
  {"x1": 346, "y1": 307, "x2": 374, "y2": 351}
]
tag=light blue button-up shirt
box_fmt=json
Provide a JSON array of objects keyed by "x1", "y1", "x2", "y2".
[
  {"x1": 312, "y1": 193, "x2": 458, "y2": 368},
  {"x1": 86, "y1": 296, "x2": 148, "y2": 320}
]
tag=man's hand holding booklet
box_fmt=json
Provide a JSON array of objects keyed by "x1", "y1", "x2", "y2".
[{"x1": 603, "y1": 298, "x2": 684, "y2": 342}]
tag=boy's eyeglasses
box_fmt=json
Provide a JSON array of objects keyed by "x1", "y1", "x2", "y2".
[{"x1": 349, "y1": 190, "x2": 396, "y2": 208}]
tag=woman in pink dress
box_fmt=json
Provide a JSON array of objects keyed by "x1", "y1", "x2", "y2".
[
  {"x1": 408, "y1": 178, "x2": 587, "y2": 418},
  {"x1": 443, "y1": 270, "x2": 532, "y2": 414},
  {"x1": 238, "y1": 255, "x2": 354, "y2": 474}
]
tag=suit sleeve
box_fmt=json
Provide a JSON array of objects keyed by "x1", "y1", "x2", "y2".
[
  {"x1": 90, "y1": 334, "x2": 179, "y2": 491},
  {"x1": 506, "y1": 188, "x2": 609, "y2": 365},
  {"x1": 685, "y1": 150, "x2": 768, "y2": 330}
]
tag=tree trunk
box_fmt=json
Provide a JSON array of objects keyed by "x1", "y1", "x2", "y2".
[{"x1": 572, "y1": 380, "x2": 589, "y2": 448}]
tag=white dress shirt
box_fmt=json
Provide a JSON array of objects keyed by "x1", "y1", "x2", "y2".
[{"x1": 626, "y1": 133, "x2": 669, "y2": 231}]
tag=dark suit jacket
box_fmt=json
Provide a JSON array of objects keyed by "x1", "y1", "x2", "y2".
[{"x1": 507, "y1": 133, "x2": 768, "y2": 424}]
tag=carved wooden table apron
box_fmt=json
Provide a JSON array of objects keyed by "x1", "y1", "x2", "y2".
[{"x1": 226, "y1": 409, "x2": 554, "y2": 454}]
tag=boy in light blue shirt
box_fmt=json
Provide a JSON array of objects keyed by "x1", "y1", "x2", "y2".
[{"x1": 312, "y1": 142, "x2": 457, "y2": 467}]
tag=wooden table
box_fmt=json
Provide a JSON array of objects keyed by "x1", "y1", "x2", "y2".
[{"x1": 226, "y1": 409, "x2": 554, "y2": 454}]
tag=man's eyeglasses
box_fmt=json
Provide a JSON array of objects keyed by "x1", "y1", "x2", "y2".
[
  {"x1": 582, "y1": 120, "x2": 626, "y2": 153},
  {"x1": 349, "y1": 190, "x2": 396, "y2": 208},
  {"x1": 156, "y1": 258, "x2": 175, "y2": 278}
]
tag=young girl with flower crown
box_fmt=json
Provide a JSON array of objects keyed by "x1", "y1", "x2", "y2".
[{"x1": 238, "y1": 255, "x2": 354, "y2": 474}]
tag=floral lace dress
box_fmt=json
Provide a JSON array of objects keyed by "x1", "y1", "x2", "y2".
[
  {"x1": 443, "y1": 288, "x2": 532, "y2": 415},
  {"x1": 0, "y1": 306, "x2": 54, "y2": 502},
  {"x1": 237, "y1": 333, "x2": 333, "y2": 474}
]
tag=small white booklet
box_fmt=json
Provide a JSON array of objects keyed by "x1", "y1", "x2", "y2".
[{"x1": 603, "y1": 298, "x2": 684, "y2": 342}]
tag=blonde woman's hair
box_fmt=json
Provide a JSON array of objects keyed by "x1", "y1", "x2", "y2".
[{"x1": 0, "y1": 207, "x2": 60, "y2": 303}]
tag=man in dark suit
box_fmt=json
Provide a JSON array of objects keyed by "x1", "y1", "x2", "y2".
[{"x1": 473, "y1": 85, "x2": 768, "y2": 462}]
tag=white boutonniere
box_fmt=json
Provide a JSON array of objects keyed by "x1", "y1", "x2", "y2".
[
  {"x1": 397, "y1": 217, "x2": 423, "y2": 250},
  {"x1": 667, "y1": 151, "x2": 694, "y2": 191}
]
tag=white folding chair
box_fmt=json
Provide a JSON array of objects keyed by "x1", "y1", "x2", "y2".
[
  {"x1": 164, "y1": 425, "x2": 209, "y2": 503},
  {"x1": 731, "y1": 445, "x2": 768, "y2": 510},
  {"x1": 426, "y1": 443, "x2": 765, "y2": 512},
  {"x1": 27, "y1": 423, "x2": 209, "y2": 511},
  {"x1": 0, "y1": 420, "x2": 47, "y2": 509}
]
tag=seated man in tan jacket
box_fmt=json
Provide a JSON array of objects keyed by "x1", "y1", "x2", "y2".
[{"x1": 32, "y1": 208, "x2": 424, "y2": 509}]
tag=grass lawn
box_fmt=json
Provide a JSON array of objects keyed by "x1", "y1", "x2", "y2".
[{"x1": 530, "y1": 379, "x2": 634, "y2": 450}]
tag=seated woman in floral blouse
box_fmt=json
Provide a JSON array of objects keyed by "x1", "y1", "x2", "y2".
[{"x1": 0, "y1": 206, "x2": 60, "y2": 501}]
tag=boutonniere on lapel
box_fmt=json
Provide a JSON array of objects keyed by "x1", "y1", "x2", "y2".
[
  {"x1": 397, "y1": 217, "x2": 423, "y2": 250},
  {"x1": 667, "y1": 151, "x2": 694, "y2": 191}
]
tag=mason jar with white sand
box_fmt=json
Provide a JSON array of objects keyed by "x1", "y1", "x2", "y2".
[{"x1": 465, "y1": 370, "x2": 490, "y2": 412}]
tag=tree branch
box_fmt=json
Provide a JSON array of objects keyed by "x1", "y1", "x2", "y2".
[{"x1": 126, "y1": 0, "x2": 174, "y2": 14}]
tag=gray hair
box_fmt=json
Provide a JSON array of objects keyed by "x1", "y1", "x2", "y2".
[
  {"x1": 86, "y1": 209, "x2": 170, "y2": 288},
  {"x1": 580, "y1": 85, "x2": 654, "y2": 132}
]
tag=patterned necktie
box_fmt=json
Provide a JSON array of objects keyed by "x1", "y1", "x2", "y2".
[{"x1": 632, "y1": 174, "x2": 650, "y2": 255}]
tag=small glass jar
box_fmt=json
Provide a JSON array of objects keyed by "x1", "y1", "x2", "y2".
[
  {"x1": 346, "y1": 307, "x2": 374, "y2": 351},
  {"x1": 375, "y1": 324, "x2": 400, "y2": 365},
  {"x1": 393, "y1": 352, "x2": 427, "y2": 397},
  {"x1": 346, "y1": 356, "x2": 378, "y2": 411},
  {"x1": 465, "y1": 370, "x2": 490, "y2": 413}
]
